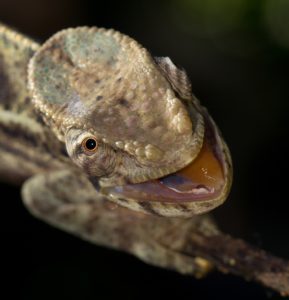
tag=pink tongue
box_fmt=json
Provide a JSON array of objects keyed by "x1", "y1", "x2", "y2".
[
  {"x1": 105, "y1": 172, "x2": 215, "y2": 203},
  {"x1": 160, "y1": 175, "x2": 210, "y2": 193}
]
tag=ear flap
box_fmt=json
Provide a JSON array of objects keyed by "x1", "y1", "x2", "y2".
[{"x1": 155, "y1": 56, "x2": 192, "y2": 100}]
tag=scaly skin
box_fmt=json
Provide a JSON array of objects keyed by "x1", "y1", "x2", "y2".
[
  {"x1": 2, "y1": 24, "x2": 289, "y2": 297},
  {"x1": 28, "y1": 26, "x2": 233, "y2": 217},
  {"x1": 0, "y1": 23, "x2": 231, "y2": 277},
  {"x1": 0, "y1": 23, "x2": 69, "y2": 184}
]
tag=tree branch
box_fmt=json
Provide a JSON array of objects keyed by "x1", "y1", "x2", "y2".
[{"x1": 182, "y1": 230, "x2": 289, "y2": 296}]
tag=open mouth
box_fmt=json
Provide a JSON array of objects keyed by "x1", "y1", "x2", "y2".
[{"x1": 104, "y1": 113, "x2": 227, "y2": 204}]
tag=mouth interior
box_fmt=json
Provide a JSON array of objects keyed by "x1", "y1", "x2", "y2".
[{"x1": 106, "y1": 119, "x2": 225, "y2": 203}]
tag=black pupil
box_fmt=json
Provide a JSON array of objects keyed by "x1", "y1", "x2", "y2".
[{"x1": 85, "y1": 139, "x2": 96, "y2": 150}]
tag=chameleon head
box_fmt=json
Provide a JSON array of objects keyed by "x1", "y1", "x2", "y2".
[{"x1": 28, "y1": 27, "x2": 233, "y2": 217}]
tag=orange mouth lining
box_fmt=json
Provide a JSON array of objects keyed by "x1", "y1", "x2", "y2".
[{"x1": 106, "y1": 117, "x2": 225, "y2": 203}]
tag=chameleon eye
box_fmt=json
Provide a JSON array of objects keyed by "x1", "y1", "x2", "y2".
[{"x1": 82, "y1": 137, "x2": 98, "y2": 153}]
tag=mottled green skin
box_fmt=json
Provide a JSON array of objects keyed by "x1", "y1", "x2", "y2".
[
  {"x1": 0, "y1": 23, "x2": 233, "y2": 218},
  {"x1": 0, "y1": 23, "x2": 219, "y2": 278},
  {"x1": 28, "y1": 27, "x2": 205, "y2": 186},
  {"x1": 27, "y1": 27, "x2": 232, "y2": 217},
  {"x1": 0, "y1": 24, "x2": 37, "y2": 115},
  {"x1": 2, "y1": 24, "x2": 289, "y2": 298},
  {"x1": 0, "y1": 24, "x2": 69, "y2": 184}
]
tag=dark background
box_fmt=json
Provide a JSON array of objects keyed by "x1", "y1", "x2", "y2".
[{"x1": 0, "y1": 0, "x2": 289, "y2": 299}]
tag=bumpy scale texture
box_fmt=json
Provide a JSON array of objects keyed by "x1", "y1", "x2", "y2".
[{"x1": 28, "y1": 27, "x2": 205, "y2": 183}]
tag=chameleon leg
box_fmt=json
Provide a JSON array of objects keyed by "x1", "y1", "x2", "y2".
[{"x1": 22, "y1": 168, "x2": 215, "y2": 278}]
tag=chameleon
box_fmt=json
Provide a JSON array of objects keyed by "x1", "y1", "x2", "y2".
[{"x1": 0, "y1": 23, "x2": 233, "y2": 277}]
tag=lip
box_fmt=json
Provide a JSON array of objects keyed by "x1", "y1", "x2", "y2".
[{"x1": 103, "y1": 111, "x2": 227, "y2": 204}]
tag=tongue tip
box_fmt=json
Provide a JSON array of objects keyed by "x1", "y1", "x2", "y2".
[
  {"x1": 192, "y1": 185, "x2": 214, "y2": 195},
  {"x1": 160, "y1": 178, "x2": 214, "y2": 195}
]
